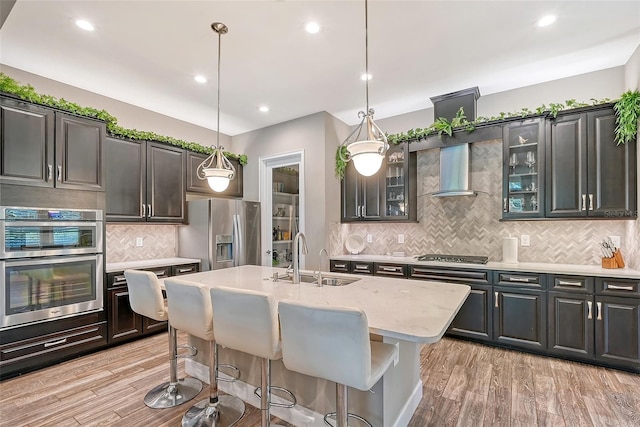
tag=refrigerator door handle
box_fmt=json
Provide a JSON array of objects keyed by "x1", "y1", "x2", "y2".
[{"x1": 232, "y1": 214, "x2": 241, "y2": 267}]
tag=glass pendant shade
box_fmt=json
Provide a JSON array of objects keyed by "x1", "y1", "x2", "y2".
[
  {"x1": 348, "y1": 140, "x2": 384, "y2": 176},
  {"x1": 207, "y1": 175, "x2": 231, "y2": 192}
]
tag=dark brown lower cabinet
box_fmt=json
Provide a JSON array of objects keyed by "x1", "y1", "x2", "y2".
[
  {"x1": 0, "y1": 312, "x2": 107, "y2": 380},
  {"x1": 448, "y1": 284, "x2": 493, "y2": 342},
  {"x1": 493, "y1": 287, "x2": 547, "y2": 351},
  {"x1": 106, "y1": 263, "x2": 199, "y2": 344},
  {"x1": 548, "y1": 292, "x2": 594, "y2": 359},
  {"x1": 595, "y1": 296, "x2": 640, "y2": 371},
  {"x1": 108, "y1": 287, "x2": 143, "y2": 342}
]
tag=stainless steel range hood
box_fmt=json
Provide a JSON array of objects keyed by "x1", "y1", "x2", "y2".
[{"x1": 432, "y1": 144, "x2": 477, "y2": 197}]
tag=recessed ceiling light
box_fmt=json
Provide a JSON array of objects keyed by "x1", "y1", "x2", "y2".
[
  {"x1": 258, "y1": 105, "x2": 270, "y2": 113},
  {"x1": 194, "y1": 75, "x2": 207, "y2": 84},
  {"x1": 305, "y1": 22, "x2": 320, "y2": 34},
  {"x1": 360, "y1": 73, "x2": 372, "y2": 81},
  {"x1": 75, "y1": 19, "x2": 94, "y2": 31},
  {"x1": 537, "y1": 15, "x2": 556, "y2": 27}
]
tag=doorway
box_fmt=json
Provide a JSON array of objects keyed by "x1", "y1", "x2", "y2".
[{"x1": 258, "y1": 151, "x2": 305, "y2": 268}]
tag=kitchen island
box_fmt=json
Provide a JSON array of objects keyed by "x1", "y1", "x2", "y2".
[{"x1": 170, "y1": 265, "x2": 470, "y2": 427}]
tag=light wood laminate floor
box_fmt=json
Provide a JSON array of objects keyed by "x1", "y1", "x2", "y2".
[{"x1": 0, "y1": 332, "x2": 638, "y2": 426}]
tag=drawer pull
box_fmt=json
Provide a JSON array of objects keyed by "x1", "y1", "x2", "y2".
[
  {"x1": 334, "y1": 263, "x2": 347, "y2": 268},
  {"x1": 558, "y1": 280, "x2": 582, "y2": 287},
  {"x1": 177, "y1": 267, "x2": 194, "y2": 273},
  {"x1": 382, "y1": 267, "x2": 399, "y2": 272},
  {"x1": 596, "y1": 302, "x2": 602, "y2": 320},
  {"x1": 44, "y1": 338, "x2": 68, "y2": 348},
  {"x1": 113, "y1": 275, "x2": 126, "y2": 283},
  {"x1": 506, "y1": 276, "x2": 531, "y2": 283},
  {"x1": 495, "y1": 292, "x2": 499, "y2": 308},
  {"x1": 587, "y1": 301, "x2": 592, "y2": 319},
  {"x1": 152, "y1": 270, "x2": 168, "y2": 277},
  {"x1": 354, "y1": 265, "x2": 369, "y2": 270},
  {"x1": 608, "y1": 284, "x2": 634, "y2": 291}
]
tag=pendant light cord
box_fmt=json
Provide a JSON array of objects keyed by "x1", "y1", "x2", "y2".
[
  {"x1": 216, "y1": 28, "x2": 222, "y2": 151},
  {"x1": 364, "y1": 0, "x2": 369, "y2": 113}
]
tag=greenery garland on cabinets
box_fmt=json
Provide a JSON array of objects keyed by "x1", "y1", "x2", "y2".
[
  {"x1": 334, "y1": 91, "x2": 640, "y2": 178},
  {"x1": 0, "y1": 73, "x2": 248, "y2": 165},
  {"x1": 614, "y1": 90, "x2": 640, "y2": 145}
]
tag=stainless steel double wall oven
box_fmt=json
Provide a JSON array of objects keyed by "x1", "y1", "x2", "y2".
[{"x1": 0, "y1": 206, "x2": 104, "y2": 329}]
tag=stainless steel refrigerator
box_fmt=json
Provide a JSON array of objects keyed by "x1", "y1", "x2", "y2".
[{"x1": 178, "y1": 199, "x2": 261, "y2": 271}]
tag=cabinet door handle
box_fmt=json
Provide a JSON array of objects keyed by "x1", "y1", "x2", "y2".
[
  {"x1": 587, "y1": 300, "x2": 593, "y2": 319},
  {"x1": 608, "y1": 284, "x2": 634, "y2": 291},
  {"x1": 589, "y1": 194, "x2": 594, "y2": 211},
  {"x1": 356, "y1": 205, "x2": 361, "y2": 217},
  {"x1": 495, "y1": 292, "x2": 499, "y2": 308},
  {"x1": 596, "y1": 302, "x2": 602, "y2": 320},
  {"x1": 142, "y1": 204, "x2": 146, "y2": 217},
  {"x1": 44, "y1": 338, "x2": 68, "y2": 348},
  {"x1": 503, "y1": 198, "x2": 507, "y2": 212},
  {"x1": 558, "y1": 280, "x2": 582, "y2": 287},
  {"x1": 57, "y1": 165, "x2": 63, "y2": 182},
  {"x1": 362, "y1": 204, "x2": 366, "y2": 217},
  {"x1": 581, "y1": 194, "x2": 586, "y2": 211},
  {"x1": 148, "y1": 204, "x2": 152, "y2": 218},
  {"x1": 47, "y1": 164, "x2": 53, "y2": 181}
]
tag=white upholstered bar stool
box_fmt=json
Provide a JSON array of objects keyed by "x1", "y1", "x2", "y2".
[
  {"x1": 164, "y1": 278, "x2": 245, "y2": 427},
  {"x1": 124, "y1": 269, "x2": 202, "y2": 409},
  {"x1": 210, "y1": 286, "x2": 296, "y2": 427},
  {"x1": 278, "y1": 300, "x2": 398, "y2": 427}
]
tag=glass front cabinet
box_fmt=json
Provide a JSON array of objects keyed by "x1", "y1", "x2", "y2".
[
  {"x1": 382, "y1": 143, "x2": 416, "y2": 221},
  {"x1": 502, "y1": 118, "x2": 546, "y2": 219}
]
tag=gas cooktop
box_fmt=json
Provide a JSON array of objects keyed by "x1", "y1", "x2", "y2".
[{"x1": 415, "y1": 254, "x2": 489, "y2": 264}]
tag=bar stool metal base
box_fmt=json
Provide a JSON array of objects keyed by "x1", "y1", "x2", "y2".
[
  {"x1": 181, "y1": 395, "x2": 245, "y2": 427},
  {"x1": 144, "y1": 377, "x2": 203, "y2": 409}
]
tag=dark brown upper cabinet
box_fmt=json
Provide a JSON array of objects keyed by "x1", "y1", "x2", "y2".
[
  {"x1": 341, "y1": 143, "x2": 416, "y2": 222},
  {"x1": 106, "y1": 137, "x2": 185, "y2": 223},
  {"x1": 546, "y1": 105, "x2": 637, "y2": 218},
  {"x1": 1, "y1": 96, "x2": 106, "y2": 191},
  {"x1": 185, "y1": 151, "x2": 243, "y2": 198}
]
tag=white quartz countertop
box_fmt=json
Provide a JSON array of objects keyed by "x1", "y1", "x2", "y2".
[
  {"x1": 331, "y1": 255, "x2": 640, "y2": 279},
  {"x1": 165, "y1": 265, "x2": 471, "y2": 344},
  {"x1": 105, "y1": 257, "x2": 201, "y2": 273}
]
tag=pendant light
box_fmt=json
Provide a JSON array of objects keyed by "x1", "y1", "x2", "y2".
[
  {"x1": 339, "y1": 0, "x2": 388, "y2": 177},
  {"x1": 197, "y1": 22, "x2": 236, "y2": 192}
]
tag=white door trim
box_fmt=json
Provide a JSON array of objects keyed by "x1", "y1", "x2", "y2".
[{"x1": 258, "y1": 150, "x2": 305, "y2": 267}]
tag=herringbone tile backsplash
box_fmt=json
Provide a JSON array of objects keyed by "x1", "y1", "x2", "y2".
[
  {"x1": 331, "y1": 140, "x2": 640, "y2": 270},
  {"x1": 106, "y1": 224, "x2": 177, "y2": 263}
]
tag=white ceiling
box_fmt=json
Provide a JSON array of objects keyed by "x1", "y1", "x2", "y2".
[{"x1": 1, "y1": 1, "x2": 639, "y2": 136}]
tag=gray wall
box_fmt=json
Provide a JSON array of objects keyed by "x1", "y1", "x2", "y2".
[
  {"x1": 232, "y1": 112, "x2": 348, "y2": 270},
  {"x1": 1, "y1": 65, "x2": 230, "y2": 150},
  {"x1": 375, "y1": 67, "x2": 626, "y2": 134},
  {"x1": 625, "y1": 45, "x2": 640, "y2": 90}
]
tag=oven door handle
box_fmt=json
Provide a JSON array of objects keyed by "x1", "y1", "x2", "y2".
[{"x1": 1, "y1": 254, "x2": 100, "y2": 267}]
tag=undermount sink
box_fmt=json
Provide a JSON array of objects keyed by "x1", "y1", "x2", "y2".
[{"x1": 271, "y1": 272, "x2": 360, "y2": 286}]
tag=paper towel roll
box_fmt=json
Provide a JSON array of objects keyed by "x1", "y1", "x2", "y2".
[{"x1": 503, "y1": 236, "x2": 518, "y2": 263}]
